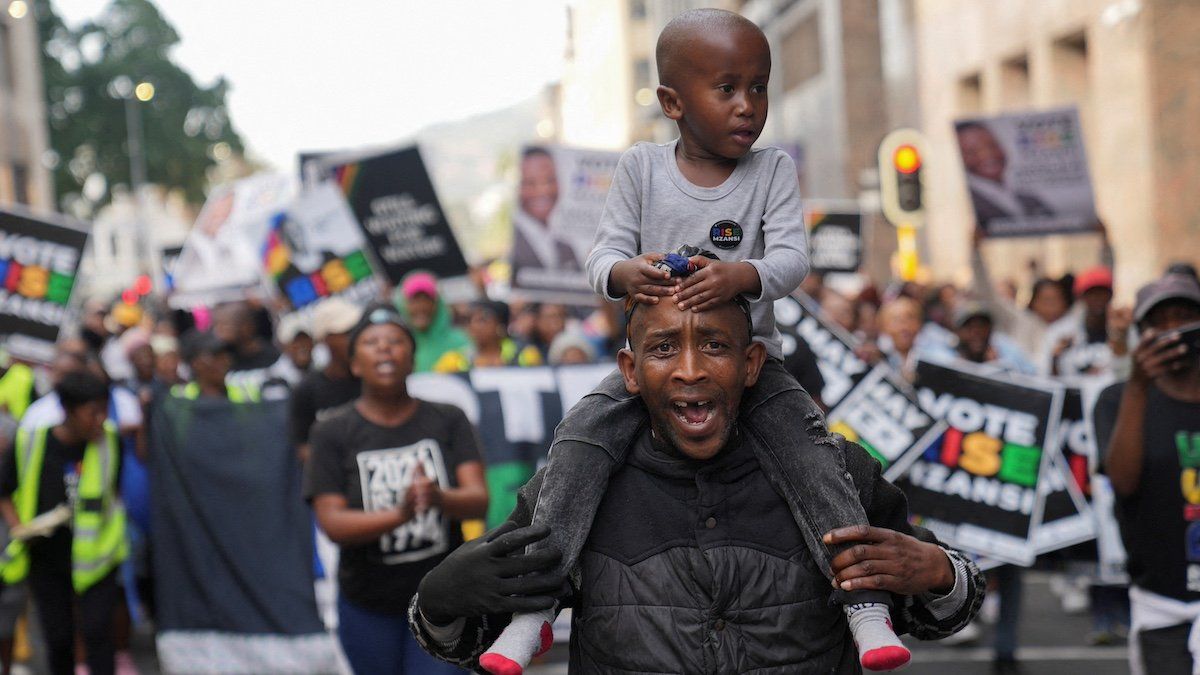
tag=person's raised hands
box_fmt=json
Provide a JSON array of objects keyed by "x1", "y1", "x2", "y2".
[
  {"x1": 673, "y1": 257, "x2": 761, "y2": 312},
  {"x1": 610, "y1": 253, "x2": 675, "y2": 304}
]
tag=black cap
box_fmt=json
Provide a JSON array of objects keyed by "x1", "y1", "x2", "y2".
[
  {"x1": 347, "y1": 304, "x2": 416, "y2": 359},
  {"x1": 1134, "y1": 274, "x2": 1200, "y2": 324},
  {"x1": 179, "y1": 330, "x2": 235, "y2": 363}
]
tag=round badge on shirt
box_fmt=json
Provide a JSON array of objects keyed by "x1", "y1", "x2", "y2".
[{"x1": 709, "y1": 220, "x2": 742, "y2": 249}]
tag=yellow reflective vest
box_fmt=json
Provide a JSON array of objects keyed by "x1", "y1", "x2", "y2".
[
  {"x1": 171, "y1": 381, "x2": 260, "y2": 402},
  {"x1": 0, "y1": 363, "x2": 35, "y2": 420},
  {"x1": 1, "y1": 422, "x2": 127, "y2": 593}
]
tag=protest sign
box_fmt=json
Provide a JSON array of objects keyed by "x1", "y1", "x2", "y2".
[
  {"x1": 263, "y1": 182, "x2": 381, "y2": 324},
  {"x1": 151, "y1": 396, "x2": 340, "y2": 673},
  {"x1": 510, "y1": 145, "x2": 620, "y2": 305},
  {"x1": 407, "y1": 363, "x2": 611, "y2": 526},
  {"x1": 805, "y1": 206, "x2": 862, "y2": 274},
  {"x1": 774, "y1": 291, "x2": 869, "y2": 408},
  {"x1": 326, "y1": 145, "x2": 469, "y2": 289},
  {"x1": 897, "y1": 359, "x2": 1064, "y2": 566},
  {"x1": 1031, "y1": 387, "x2": 1097, "y2": 554},
  {"x1": 170, "y1": 173, "x2": 295, "y2": 308},
  {"x1": 827, "y1": 364, "x2": 943, "y2": 480},
  {"x1": 955, "y1": 106, "x2": 1098, "y2": 238},
  {"x1": 0, "y1": 207, "x2": 88, "y2": 363}
]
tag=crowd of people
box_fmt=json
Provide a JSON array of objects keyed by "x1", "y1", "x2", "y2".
[{"x1": 1, "y1": 5, "x2": 1198, "y2": 674}]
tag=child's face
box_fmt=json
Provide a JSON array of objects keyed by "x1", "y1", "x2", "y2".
[{"x1": 665, "y1": 27, "x2": 770, "y2": 160}]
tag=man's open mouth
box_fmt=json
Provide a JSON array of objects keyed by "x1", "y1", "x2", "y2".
[{"x1": 672, "y1": 400, "x2": 714, "y2": 426}]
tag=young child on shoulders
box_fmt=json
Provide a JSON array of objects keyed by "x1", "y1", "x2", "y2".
[{"x1": 480, "y1": 9, "x2": 910, "y2": 674}]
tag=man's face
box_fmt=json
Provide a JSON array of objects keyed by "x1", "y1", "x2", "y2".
[
  {"x1": 130, "y1": 344, "x2": 155, "y2": 380},
  {"x1": 957, "y1": 126, "x2": 1007, "y2": 182},
  {"x1": 1082, "y1": 287, "x2": 1113, "y2": 319},
  {"x1": 880, "y1": 299, "x2": 921, "y2": 355},
  {"x1": 191, "y1": 351, "x2": 232, "y2": 389},
  {"x1": 666, "y1": 26, "x2": 770, "y2": 160},
  {"x1": 1144, "y1": 299, "x2": 1200, "y2": 334},
  {"x1": 467, "y1": 307, "x2": 503, "y2": 347},
  {"x1": 957, "y1": 316, "x2": 993, "y2": 362},
  {"x1": 65, "y1": 400, "x2": 108, "y2": 442},
  {"x1": 286, "y1": 334, "x2": 314, "y2": 370},
  {"x1": 536, "y1": 304, "x2": 568, "y2": 345},
  {"x1": 519, "y1": 154, "x2": 558, "y2": 224},
  {"x1": 406, "y1": 293, "x2": 436, "y2": 332},
  {"x1": 618, "y1": 300, "x2": 765, "y2": 461}
]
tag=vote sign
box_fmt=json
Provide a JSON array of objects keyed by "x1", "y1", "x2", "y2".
[{"x1": 896, "y1": 359, "x2": 1064, "y2": 565}]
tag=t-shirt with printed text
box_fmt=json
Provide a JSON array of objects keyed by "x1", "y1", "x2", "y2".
[
  {"x1": 1095, "y1": 381, "x2": 1200, "y2": 601},
  {"x1": 303, "y1": 400, "x2": 482, "y2": 614}
]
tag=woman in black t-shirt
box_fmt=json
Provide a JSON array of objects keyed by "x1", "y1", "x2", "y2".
[{"x1": 304, "y1": 306, "x2": 487, "y2": 674}]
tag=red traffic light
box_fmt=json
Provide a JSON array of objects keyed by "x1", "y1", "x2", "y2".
[
  {"x1": 894, "y1": 144, "x2": 921, "y2": 174},
  {"x1": 133, "y1": 274, "x2": 152, "y2": 296}
]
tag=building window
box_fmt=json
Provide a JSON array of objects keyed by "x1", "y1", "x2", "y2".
[
  {"x1": 958, "y1": 72, "x2": 982, "y2": 115},
  {"x1": 0, "y1": 21, "x2": 15, "y2": 92},
  {"x1": 1000, "y1": 53, "x2": 1030, "y2": 110},
  {"x1": 10, "y1": 164, "x2": 28, "y2": 204},
  {"x1": 630, "y1": 0, "x2": 646, "y2": 20},
  {"x1": 781, "y1": 11, "x2": 821, "y2": 92},
  {"x1": 634, "y1": 57, "x2": 651, "y2": 89},
  {"x1": 1052, "y1": 30, "x2": 1089, "y2": 103}
]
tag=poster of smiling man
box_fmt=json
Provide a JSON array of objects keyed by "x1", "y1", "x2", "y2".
[{"x1": 955, "y1": 106, "x2": 1098, "y2": 238}]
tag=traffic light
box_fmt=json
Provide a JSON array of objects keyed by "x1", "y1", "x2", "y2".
[
  {"x1": 878, "y1": 129, "x2": 928, "y2": 228},
  {"x1": 893, "y1": 144, "x2": 922, "y2": 211}
]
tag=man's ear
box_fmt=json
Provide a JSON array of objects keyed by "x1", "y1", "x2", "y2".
[
  {"x1": 349, "y1": 359, "x2": 361, "y2": 379},
  {"x1": 657, "y1": 85, "x2": 682, "y2": 121},
  {"x1": 616, "y1": 348, "x2": 640, "y2": 396},
  {"x1": 743, "y1": 341, "x2": 767, "y2": 389}
]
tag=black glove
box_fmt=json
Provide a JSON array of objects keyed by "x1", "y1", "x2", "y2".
[{"x1": 416, "y1": 521, "x2": 565, "y2": 625}]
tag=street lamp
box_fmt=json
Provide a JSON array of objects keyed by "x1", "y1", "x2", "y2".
[
  {"x1": 7, "y1": 1, "x2": 28, "y2": 19},
  {"x1": 108, "y1": 76, "x2": 153, "y2": 192},
  {"x1": 107, "y1": 75, "x2": 155, "y2": 277}
]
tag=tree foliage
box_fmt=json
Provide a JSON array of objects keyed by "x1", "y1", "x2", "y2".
[{"x1": 35, "y1": 0, "x2": 244, "y2": 212}]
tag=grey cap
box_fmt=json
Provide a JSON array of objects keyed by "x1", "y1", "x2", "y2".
[
  {"x1": 1134, "y1": 273, "x2": 1200, "y2": 324},
  {"x1": 953, "y1": 302, "x2": 993, "y2": 329}
]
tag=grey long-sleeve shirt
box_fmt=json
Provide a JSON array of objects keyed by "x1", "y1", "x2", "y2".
[{"x1": 586, "y1": 139, "x2": 810, "y2": 359}]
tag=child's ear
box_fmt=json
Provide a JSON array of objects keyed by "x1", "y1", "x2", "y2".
[{"x1": 657, "y1": 85, "x2": 682, "y2": 120}]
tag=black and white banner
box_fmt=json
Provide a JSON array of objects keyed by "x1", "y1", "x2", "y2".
[
  {"x1": 774, "y1": 291, "x2": 870, "y2": 408},
  {"x1": 897, "y1": 359, "x2": 1064, "y2": 566},
  {"x1": 0, "y1": 207, "x2": 89, "y2": 363}
]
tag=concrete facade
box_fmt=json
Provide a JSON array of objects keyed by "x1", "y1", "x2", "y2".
[
  {"x1": 744, "y1": 0, "x2": 919, "y2": 283},
  {"x1": 914, "y1": 0, "x2": 1200, "y2": 296},
  {"x1": 0, "y1": 7, "x2": 52, "y2": 210}
]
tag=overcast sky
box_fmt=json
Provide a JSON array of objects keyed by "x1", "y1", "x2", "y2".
[{"x1": 53, "y1": 0, "x2": 569, "y2": 171}]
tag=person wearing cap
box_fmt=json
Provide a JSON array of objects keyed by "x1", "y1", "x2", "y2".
[
  {"x1": 949, "y1": 302, "x2": 1036, "y2": 375},
  {"x1": 303, "y1": 304, "x2": 487, "y2": 674},
  {"x1": 546, "y1": 331, "x2": 596, "y2": 366},
  {"x1": 433, "y1": 301, "x2": 542, "y2": 372},
  {"x1": 289, "y1": 299, "x2": 363, "y2": 462},
  {"x1": 172, "y1": 331, "x2": 259, "y2": 403},
  {"x1": 270, "y1": 317, "x2": 314, "y2": 387},
  {"x1": 1039, "y1": 265, "x2": 1124, "y2": 379},
  {"x1": 1093, "y1": 273, "x2": 1200, "y2": 673},
  {"x1": 395, "y1": 272, "x2": 471, "y2": 374}
]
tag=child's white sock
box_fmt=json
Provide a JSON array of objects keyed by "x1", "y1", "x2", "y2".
[
  {"x1": 846, "y1": 602, "x2": 910, "y2": 671},
  {"x1": 479, "y1": 608, "x2": 555, "y2": 675}
]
